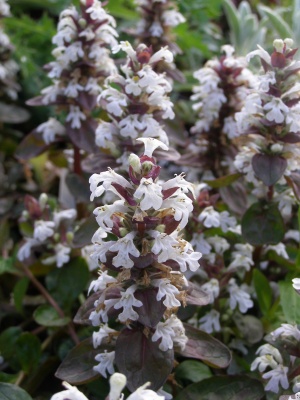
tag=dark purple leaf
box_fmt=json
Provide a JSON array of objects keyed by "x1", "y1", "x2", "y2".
[
  {"x1": 175, "y1": 376, "x2": 264, "y2": 400},
  {"x1": 279, "y1": 132, "x2": 300, "y2": 143},
  {"x1": 252, "y1": 153, "x2": 287, "y2": 186},
  {"x1": 177, "y1": 324, "x2": 231, "y2": 369},
  {"x1": 74, "y1": 287, "x2": 121, "y2": 325},
  {"x1": 0, "y1": 103, "x2": 30, "y2": 124},
  {"x1": 66, "y1": 173, "x2": 90, "y2": 203},
  {"x1": 77, "y1": 92, "x2": 97, "y2": 111},
  {"x1": 15, "y1": 130, "x2": 49, "y2": 160},
  {"x1": 241, "y1": 201, "x2": 285, "y2": 245},
  {"x1": 55, "y1": 338, "x2": 114, "y2": 384},
  {"x1": 134, "y1": 288, "x2": 166, "y2": 327},
  {"x1": 73, "y1": 214, "x2": 99, "y2": 248},
  {"x1": 66, "y1": 119, "x2": 98, "y2": 153},
  {"x1": 219, "y1": 181, "x2": 247, "y2": 216},
  {"x1": 271, "y1": 51, "x2": 286, "y2": 68},
  {"x1": 115, "y1": 327, "x2": 174, "y2": 392}
]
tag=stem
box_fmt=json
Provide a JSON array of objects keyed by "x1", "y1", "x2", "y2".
[
  {"x1": 73, "y1": 144, "x2": 82, "y2": 176},
  {"x1": 267, "y1": 185, "x2": 274, "y2": 201},
  {"x1": 22, "y1": 266, "x2": 80, "y2": 345},
  {"x1": 15, "y1": 370, "x2": 26, "y2": 387}
]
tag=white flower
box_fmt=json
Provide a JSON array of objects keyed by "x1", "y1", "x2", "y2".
[
  {"x1": 110, "y1": 232, "x2": 140, "y2": 269},
  {"x1": 201, "y1": 279, "x2": 219, "y2": 303},
  {"x1": 33, "y1": 220, "x2": 55, "y2": 242},
  {"x1": 152, "y1": 315, "x2": 187, "y2": 351},
  {"x1": 152, "y1": 278, "x2": 181, "y2": 308},
  {"x1": 207, "y1": 236, "x2": 230, "y2": 255},
  {"x1": 198, "y1": 206, "x2": 220, "y2": 228},
  {"x1": 150, "y1": 231, "x2": 178, "y2": 260},
  {"x1": 54, "y1": 243, "x2": 71, "y2": 267},
  {"x1": 50, "y1": 381, "x2": 89, "y2": 400},
  {"x1": 219, "y1": 211, "x2": 236, "y2": 232},
  {"x1": 66, "y1": 105, "x2": 86, "y2": 129},
  {"x1": 251, "y1": 355, "x2": 279, "y2": 373},
  {"x1": 119, "y1": 114, "x2": 144, "y2": 138},
  {"x1": 137, "y1": 138, "x2": 169, "y2": 157},
  {"x1": 149, "y1": 21, "x2": 163, "y2": 37},
  {"x1": 93, "y1": 324, "x2": 116, "y2": 348},
  {"x1": 93, "y1": 350, "x2": 115, "y2": 378},
  {"x1": 162, "y1": 10, "x2": 186, "y2": 27},
  {"x1": 114, "y1": 284, "x2": 143, "y2": 322},
  {"x1": 199, "y1": 309, "x2": 221, "y2": 333},
  {"x1": 134, "y1": 178, "x2": 163, "y2": 211},
  {"x1": 246, "y1": 44, "x2": 271, "y2": 66},
  {"x1": 228, "y1": 278, "x2": 253, "y2": 313},
  {"x1": 264, "y1": 243, "x2": 288, "y2": 259},
  {"x1": 89, "y1": 168, "x2": 133, "y2": 201},
  {"x1": 17, "y1": 238, "x2": 40, "y2": 261},
  {"x1": 53, "y1": 208, "x2": 77, "y2": 227},
  {"x1": 263, "y1": 365, "x2": 289, "y2": 393},
  {"x1": 149, "y1": 47, "x2": 174, "y2": 64},
  {"x1": 293, "y1": 278, "x2": 300, "y2": 291},
  {"x1": 100, "y1": 87, "x2": 128, "y2": 117},
  {"x1": 88, "y1": 270, "x2": 118, "y2": 294},
  {"x1": 263, "y1": 98, "x2": 289, "y2": 124},
  {"x1": 271, "y1": 324, "x2": 300, "y2": 341},
  {"x1": 127, "y1": 382, "x2": 165, "y2": 400},
  {"x1": 191, "y1": 233, "x2": 212, "y2": 254},
  {"x1": 162, "y1": 192, "x2": 193, "y2": 229},
  {"x1": 36, "y1": 118, "x2": 66, "y2": 144},
  {"x1": 94, "y1": 200, "x2": 128, "y2": 230}
]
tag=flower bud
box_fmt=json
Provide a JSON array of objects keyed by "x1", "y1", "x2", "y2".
[
  {"x1": 284, "y1": 38, "x2": 294, "y2": 50},
  {"x1": 273, "y1": 39, "x2": 284, "y2": 53},
  {"x1": 53, "y1": 233, "x2": 60, "y2": 242},
  {"x1": 119, "y1": 228, "x2": 129, "y2": 237},
  {"x1": 109, "y1": 373, "x2": 127, "y2": 400},
  {"x1": 142, "y1": 161, "x2": 154, "y2": 175},
  {"x1": 78, "y1": 18, "x2": 87, "y2": 28},
  {"x1": 129, "y1": 153, "x2": 141, "y2": 174},
  {"x1": 39, "y1": 193, "x2": 48, "y2": 210},
  {"x1": 66, "y1": 231, "x2": 74, "y2": 244},
  {"x1": 156, "y1": 224, "x2": 165, "y2": 233},
  {"x1": 270, "y1": 143, "x2": 283, "y2": 153}
]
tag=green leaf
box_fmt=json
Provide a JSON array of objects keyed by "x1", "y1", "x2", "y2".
[
  {"x1": 222, "y1": 0, "x2": 240, "y2": 47},
  {"x1": 175, "y1": 360, "x2": 212, "y2": 383},
  {"x1": 0, "y1": 327, "x2": 22, "y2": 370},
  {"x1": 0, "y1": 257, "x2": 18, "y2": 275},
  {"x1": 253, "y1": 269, "x2": 273, "y2": 315},
  {"x1": 13, "y1": 277, "x2": 29, "y2": 314},
  {"x1": 204, "y1": 173, "x2": 241, "y2": 188},
  {"x1": 0, "y1": 372, "x2": 19, "y2": 383},
  {"x1": 241, "y1": 202, "x2": 285, "y2": 246},
  {"x1": 33, "y1": 305, "x2": 70, "y2": 327},
  {"x1": 15, "y1": 333, "x2": 41, "y2": 374},
  {"x1": 279, "y1": 281, "x2": 300, "y2": 324},
  {"x1": 0, "y1": 383, "x2": 33, "y2": 400},
  {"x1": 45, "y1": 257, "x2": 89, "y2": 310},
  {"x1": 175, "y1": 376, "x2": 264, "y2": 400},
  {"x1": 258, "y1": 5, "x2": 292, "y2": 39},
  {"x1": 178, "y1": 325, "x2": 231, "y2": 369}
]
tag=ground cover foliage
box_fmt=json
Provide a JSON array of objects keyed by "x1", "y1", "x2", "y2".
[{"x1": 2, "y1": 0, "x2": 300, "y2": 399}]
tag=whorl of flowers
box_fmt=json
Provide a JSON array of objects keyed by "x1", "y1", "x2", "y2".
[
  {"x1": 132, "y1": 0, "x2": 186, "y2": 81},
  {"x1": 0, "y1": 0, "x2": 20, "y2": 101},
  {"x1": 17, "y1": 194, "x2": 77, "y2": 268},
  {"x1": 234, "y1": 38, "x2": 300, "y2": 189},
  {"x1": 96, "y1": 42, "x2": 175, "y2": 166},
  {"x1": 29, "y1": 0, "x2": 118, "y2": 150},
  {"x1": 185, "y1": 45, "x2": 255, "y2": 178},
  {"x1": 87, "y1": 138, "x2": 202, "y2": 379}
]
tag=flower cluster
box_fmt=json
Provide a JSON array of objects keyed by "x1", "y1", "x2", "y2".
[
  {"x1": 51, "y1": 372, "x2": 168, "y2": 400},
  {"x1": 234, "y1": 38, "x2": 300, "y2": 193},
  {"x1": 186, "y1": 45, "x2": 255, "y2": 178},
  {"x1": 28, "y1": 0, "x2": 117, "y2": 151},
  {"x1": 87, "y1": 138, "x2": 202, "y2": 381},
  {"x1": 0, "y1": 0, "x2": 20, "y2": 101},
  {"x1": 96, "y1": 42, "x2": 175, "y2": 167},
  {"x1": 131, "y1": 0, "x2": 186, "y2": 81},
  {"x1": 17, "y1": 194, "x2": 77, "y2": 268}
]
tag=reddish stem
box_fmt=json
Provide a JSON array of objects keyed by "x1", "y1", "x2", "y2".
[
  {"x1": 23, "y1": 266, "x2": 80, "y2": 345},
  {"x1": 74, "y1": 144, "x2": 82, "y2": 176}
]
